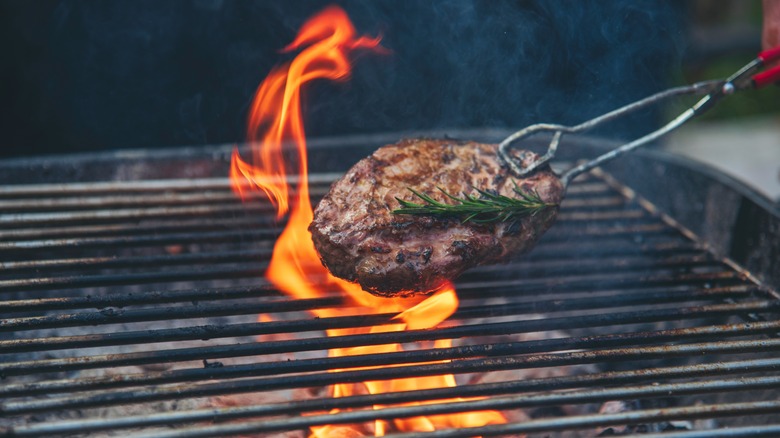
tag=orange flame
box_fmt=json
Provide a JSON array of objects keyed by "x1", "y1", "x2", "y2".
[{"x1": 230, "y1": 6, "x2": 506, "y2": 436}]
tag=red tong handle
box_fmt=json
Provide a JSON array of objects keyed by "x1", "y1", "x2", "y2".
[
  {"x1": 758, "y1": 45, "x2": 780, "y2": 64},
  {"x1": 754, "y1": 46, "x2": 780, "y2": 88}
]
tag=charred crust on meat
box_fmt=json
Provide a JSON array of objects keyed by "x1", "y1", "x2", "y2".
[
  {"x1": 421, "y1": 247, "x2": 433, "y2": 263},
  {"x1": 482, "y1": 188, "x2": 499, "y2": 197},
  {"x1": 441, "y1": 146, "x2": 456, "y2": 164},
  {"x1": 396, "y1": 247, "x2": 434, "y2": 265},
  {"x1": 418, "y1": 216, "x2": 436, "y2": 229},
  {"x1": 366, "y1": 198, "x2": 384, "y2": 214},
  {"x1": 450, "y1": 240, "x2": 476, "y2": 261},
  {"x1": 469, "y1": 155, "x2": 480, "y2": 173},
  {"x1": 505, "y1": 220, "x2": 523, "y2": 236},
  {"x1": 370, "y1": 156, "x2": 390, "y2": 168},
  {"x1": 370, "y1": 246, "x2": 390, "y2": 254},
  {"x1": 390, "y1": 220, "x2": 413, "y2": 229}
]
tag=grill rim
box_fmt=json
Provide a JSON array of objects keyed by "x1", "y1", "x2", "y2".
[{"x1": 0, "y1": 128, "x2": 774, "y2": 211}]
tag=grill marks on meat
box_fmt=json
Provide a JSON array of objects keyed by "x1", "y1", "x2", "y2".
[{"x1": 309, "y1": 138, "x2": 564, "y2": 297}]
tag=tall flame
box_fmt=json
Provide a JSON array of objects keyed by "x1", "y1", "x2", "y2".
[{"x1": 229, "y1": 6, "x2": 506, "y2": 435}]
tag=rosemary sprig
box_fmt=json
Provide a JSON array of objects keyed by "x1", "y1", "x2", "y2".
[{"x1": 392, "y1": 182, "x2": 556, "y2": 224}]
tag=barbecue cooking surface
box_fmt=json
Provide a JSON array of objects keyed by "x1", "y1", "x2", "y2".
[
  {"x1": 2, "y1": 139, "x2": 780, "y2": 437},
  {"x1": 310, "y1": 138, "x2": 564, "y2": 296}
]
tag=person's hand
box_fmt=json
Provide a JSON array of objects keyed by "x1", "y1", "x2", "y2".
[{"x1": 764, "y1": 0, "x2": 780, "y2": 51}]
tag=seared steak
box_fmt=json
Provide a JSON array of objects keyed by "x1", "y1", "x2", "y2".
[{"x1": 309, "y1": 138, "x2": 564, "y2": 297}]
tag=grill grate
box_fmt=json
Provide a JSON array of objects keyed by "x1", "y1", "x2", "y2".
[{"x1": 1, "y1": 156, "x2": 779, "y2": 438}]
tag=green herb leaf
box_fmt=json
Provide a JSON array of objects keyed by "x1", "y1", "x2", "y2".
[{"x1": 392, "y1": 181, "x2": 556, "y2": 224}]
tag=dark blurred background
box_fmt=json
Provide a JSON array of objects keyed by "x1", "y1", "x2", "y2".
[{"x1": 0, "y1": 0, "x2": 775, "y2": 159}]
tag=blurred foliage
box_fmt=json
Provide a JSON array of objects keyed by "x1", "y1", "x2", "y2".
[
  {"x1": 678, "y1": 0, "x2": 780, "y2": 121},
  {"x1": 694, "y1": 58, "x2": 780, "y2": 120}
]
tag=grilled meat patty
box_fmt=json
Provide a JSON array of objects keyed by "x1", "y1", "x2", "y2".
[{"x1": 309, "y1": 138, "x2": 564, "y2": 297}]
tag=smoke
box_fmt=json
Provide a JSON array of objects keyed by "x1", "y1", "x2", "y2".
[
  {"x1": 309, "y1": 0, "x2": 686, "y2": 140},
  {"x1": 0, "y1": 0, "x2": 686, "y2": 156}
]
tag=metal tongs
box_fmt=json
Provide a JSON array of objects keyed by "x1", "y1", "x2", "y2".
[{"x1": 498, "y1": 45, "x2": 780, "y2": 188}]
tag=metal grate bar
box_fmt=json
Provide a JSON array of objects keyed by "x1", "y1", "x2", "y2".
[
  {"x1": 0, "y1": 217, "x2": 664, "y2": 256},
  {"x1": 0, "y1": 217, "x2": 269, "y2": 241},
  {"x1": 0, "y1": 249, "x2": 272, "y2": 275},
  {"x1": 4, "y1": 306, "x2": 780, "y2": 398},
  {"x1": 12, "y1": 388, "x2": 780, "y2": 438},
  {"x1": 0, "y1": 205, "x2": 625, "y2": 241},
  {"x1": 0, "y1": 252, "x2": 720, "y2": 294},
  {"x1": 0, "y1": 173, "x2": 603, "y2": 197},
  {"x1": 0, "y1": 174, "x2": 341, "y2": 197},
  {"x1": 0, "y1": 248, "x2": 713, "y2": 293},
  {"x1": 622, "y1": 426, "x2": 780, "y2": 438},
  {"x1": 2, "y1": 278, "x2": 764, "y2": 335},
  {"x1": 7, "y1": 373, "x2": 780, "y2": 438},
  {"x1": 5, "y1": 319, "x2": 780, "y2": 399},
  {"x1": 0, "y1": 265, "x2": 267, "y2": 295},
  {"x1": 0, "y1": 189, "x2": 628, "y2": 212},
  {"x1": 5, "y1": 337, "x2": 780, "y2": 416},
  {"x1": 0, "y1": 274, "x2": 747, "y2": 315},
  {"x1": 0, "y1": 283, "x2": 277, "y2": 312},
  {"x1": 379, "y1": 401, "x2": 780, "y2": 438},
  {"x1": 0, "y1": 177, "x2": 612, "y2": 222},
  {"x1": 0, "y1": 229, "x2": 276, "y2": 253},
  {"x1": 1, "y1": 285, "x2": 757, "y2": 355},
  {"x1": 0, "y1": 204, "x2": 273, "y2": 227},
  {"x1": 0, "y1": 252, "x2": 715, "y2": 302}
]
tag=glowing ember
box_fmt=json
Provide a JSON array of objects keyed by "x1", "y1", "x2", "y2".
[{"x1": 230, "y1": 5, "x2": 507, "y2": 435}]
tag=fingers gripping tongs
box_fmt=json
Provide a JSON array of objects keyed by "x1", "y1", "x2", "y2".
[{"x1": 498, "y1": 45, "x2": 780, "y2": 189}]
